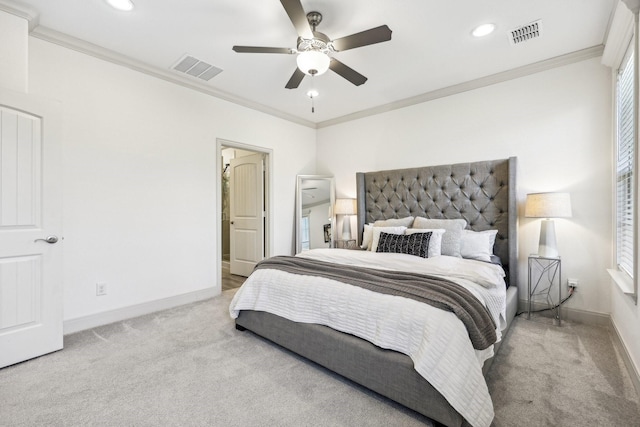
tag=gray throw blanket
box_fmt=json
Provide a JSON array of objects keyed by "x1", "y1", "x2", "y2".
[{"x1": 254, "y1": 256, "x2": 497, "y2": 350}]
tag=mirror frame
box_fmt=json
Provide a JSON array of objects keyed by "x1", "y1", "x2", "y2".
[{"x1": 295, "y1": 175, "x2": 335, "y2": 254}]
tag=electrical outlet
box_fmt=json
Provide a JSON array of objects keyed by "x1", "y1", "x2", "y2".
[
  {"x1": 96, "y1": 282, "x2": 107, "y2": 296},
  {"x1": 567, "y1": 278, "x2": 579, "y2": 288}
]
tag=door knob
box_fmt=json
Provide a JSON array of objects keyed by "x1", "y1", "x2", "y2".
[{"x1": 34, "y1": 235, "x2": 59, "y2": 244}]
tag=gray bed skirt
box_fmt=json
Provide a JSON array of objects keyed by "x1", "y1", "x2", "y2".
[
  {"x1": 235, "y1": 286, "x2": 518, "y2": 427},
  {"x1": 236, "y1": 310, "x2": 461, "y2": 426}
]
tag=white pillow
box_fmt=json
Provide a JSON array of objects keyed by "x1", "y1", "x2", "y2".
[
  {"x1": 460, "y1": 229, "x2": 498, "y2": 262},
  {"x1": 361, "y1": 220, "x2": 413, "y2": 250},
  {"x1": 361, "y1": 223, "x2": 374, "y2": 249},
  {"x1": 405, "y1": 228, "x2": 446, "y2": 258},
  {"x1": 370, "y1": 226, "x2": 407, "y2": 252},
  {"x1": 412, "y1": 217, "x2": 467, "y2": 257},
  {"x1": 373, "y1": 217, "x2": 414, "y2": 228}
]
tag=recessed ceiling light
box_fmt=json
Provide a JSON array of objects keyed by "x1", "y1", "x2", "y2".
[
  {"x1": 472, "y1": 23, "x2": 496, "y2": 38},
  {"x1": 105, "y1": 0, "x2": 134, "y2": 12}
]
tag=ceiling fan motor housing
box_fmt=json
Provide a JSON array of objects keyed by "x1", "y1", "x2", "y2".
[
  {"x1": 307, "y1": 11, "x2": 323, "y2": 29},
  {"x1": 298, "y1": 32, "x2": 332, "y2": 51},
  {"x1": 296, "y1": 13, "x2": 333, "y2": 77}
]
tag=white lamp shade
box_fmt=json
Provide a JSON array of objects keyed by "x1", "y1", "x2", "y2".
[
  {"x1": 525, "y1": 192, "x2": 572, "y2": 218},
  {"x1": 334, "y1": 198, "x2": 357, "y2": 215},
  {"x1": 296, "y1": 51, "x2": 330, "y2": 76}
]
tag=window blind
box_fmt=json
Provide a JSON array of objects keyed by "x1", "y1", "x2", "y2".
[{"x1": 616, "y1": 48, "x2": 635, "y2": 278}]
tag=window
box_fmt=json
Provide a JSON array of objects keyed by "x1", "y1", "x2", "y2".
[
  {"x1": 301, "y1": 215, "x2": 310, "y2": 251},
  {"x1": 615, "y1": 45, "x2": 635, "y2": 279}
]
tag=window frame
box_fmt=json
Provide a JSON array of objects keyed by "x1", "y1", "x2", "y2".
[
  {"x1": 616, "y1": 43, "x2": 635, "y2": 279},
  {"x1": 610, "y1": 32, "x2": 639, "y2": 304}
]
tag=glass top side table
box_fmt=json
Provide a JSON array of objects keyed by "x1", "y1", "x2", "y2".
[{"x1": 528, "y1": 254, "x2": 562, "y2": 326}]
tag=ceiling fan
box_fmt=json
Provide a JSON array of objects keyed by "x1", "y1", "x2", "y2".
[{"x1": 232, "y1": 0, "x2": 392, "y2": 89}]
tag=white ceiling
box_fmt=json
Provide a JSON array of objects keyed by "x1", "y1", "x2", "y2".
[{"x1": 4, "y1": 0, "x2": 616, "y2": 126}]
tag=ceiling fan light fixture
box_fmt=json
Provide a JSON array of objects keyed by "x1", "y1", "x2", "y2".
[
  {"x1": 296, "y1": 51, "x2": 330, "y2": 76},
  {"x1": 472, "y1": 23, "x2": 496, "y2": 37},
  {"x1": 105, "y1": 0, "x2": 134, "y2": 11}
]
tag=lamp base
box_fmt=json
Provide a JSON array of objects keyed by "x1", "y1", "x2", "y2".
[
  {"x1": 538, "y1": 219, "x2": 559, "y2": 258},
  {"x1": 342, "y1": 215, "x2": 352, "y2": 240}
]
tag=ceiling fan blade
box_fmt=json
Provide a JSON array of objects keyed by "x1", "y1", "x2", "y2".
[
  {"x1": 331, "y1": 25, "x2": 392, "y2": 52},
  {"x1": 285, "y1": 68, "x2": 306, "y2": 89},
  {"x1": 232, "y1": 46, "x2": 294, "y2": 54},
  {"x1": 280, "y1": 0, "x2": 314, "y2": 39},
  {"x1": 329, "y1": 58, "x2": 367, "y2": 86}
]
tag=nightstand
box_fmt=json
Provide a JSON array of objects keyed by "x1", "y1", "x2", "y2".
[
  {"x1": 528, "y1": 254, "x2": 562, "y2": 325},
  {"x1": 335, "y1": 239, "x2": 358, "y2": 250}
]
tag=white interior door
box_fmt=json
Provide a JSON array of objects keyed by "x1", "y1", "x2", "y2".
[
  {"x1": 230, "y1": 153, "x2": 264, "y2": 277},
  {"x1": 0, "y1": 89, "x2": 62, "y2": 368}
]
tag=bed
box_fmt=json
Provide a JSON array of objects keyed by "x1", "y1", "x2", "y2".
[{"x1": 230, "y1": 157, "x2": 518, "y2": 427}]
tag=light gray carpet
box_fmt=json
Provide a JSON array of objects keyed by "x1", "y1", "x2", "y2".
[
  {"x1": 0, "y1": 290, "x2": 432, "y2": 427},
  {"x1": 1, "y1": 290, "x2": 638, "y2": 426},
  {"x1": 487, "y1": 315, "x2": 640, "y2": 426}
]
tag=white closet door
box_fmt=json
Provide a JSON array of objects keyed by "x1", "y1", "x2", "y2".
[
  {"x1": 229, "y1": 153, "x2": 264, "y2": 277},
  {"x1": 0, "y1": 90, "x2": 63, "y2": 368}
]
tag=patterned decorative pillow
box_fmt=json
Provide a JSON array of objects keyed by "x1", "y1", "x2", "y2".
[
  {"x1": 369, "y1": 226, "x2": 407, "y2": 251},
  {"x1": 405, "y1": 228, "x2": 446, "y2": 257},
  {"x1": 376, "y1": 231, "x2": 432, "y2": 258}
]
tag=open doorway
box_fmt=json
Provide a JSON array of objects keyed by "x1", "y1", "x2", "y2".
[{"x1": 217, "y1": 139, "x2": 272, "y2": 292}]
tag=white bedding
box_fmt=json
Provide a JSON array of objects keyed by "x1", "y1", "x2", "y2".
[{"x1": 229, "y1": 249, "x2": 507, "y2": 427}]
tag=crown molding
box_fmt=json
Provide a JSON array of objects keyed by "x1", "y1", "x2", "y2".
[
  {"x1": 29, "y1": 25, "x2": 317, "y2": 129},
  {"x1": 9, "y1": 6, "x2": 605, "y2": 131},
  {"x1": 317, "y1": 45, "x2": 605, "y2": 129},
  {"x1": 602, "y1": 1, "x2": 634, "y2": 68},
  {"x1": 0, "y1": 0, "x2": 39, "y2": 30}
]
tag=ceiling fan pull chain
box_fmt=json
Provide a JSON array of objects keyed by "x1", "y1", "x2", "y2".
[{"x1": 309, "y1": 74, "x2": 316, "y2": 113}]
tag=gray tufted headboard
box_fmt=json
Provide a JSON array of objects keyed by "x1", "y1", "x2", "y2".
[{"x1": 356, "y1": 157, "x2": 517, "y2": 287}]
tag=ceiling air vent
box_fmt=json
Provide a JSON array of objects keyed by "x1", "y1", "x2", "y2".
[
  {"x1": 171, "y1": 55, "x2": 223, "y2": 81},
  {"x1": 509, "y1": 20, "x2": 542, "y2": 46}
]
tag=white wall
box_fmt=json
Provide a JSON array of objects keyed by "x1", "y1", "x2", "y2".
[
  {"x1": 0, "y1": 11, "x2": 27, "y2": 92},
  {"x1": 28, "y1": 38, "x2": 316, "y2": 322},
  {"x1": 317, "y1": 57, "x2": 613, "y2": 316}
]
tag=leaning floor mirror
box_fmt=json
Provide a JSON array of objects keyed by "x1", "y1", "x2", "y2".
[{"x1": 295, "y1": 175, "x2": 335, "y2": 254}]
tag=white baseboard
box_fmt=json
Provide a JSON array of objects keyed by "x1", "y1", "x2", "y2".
[
  {"x1": 609, "y1": 317, "x2": 640, "y2": 397},
  {"x1": 517, "y1": 299, "x2": 611, "y2": 326},
  {"x1": 63, "y1": 287, "x2": 220, "y2": 335}
]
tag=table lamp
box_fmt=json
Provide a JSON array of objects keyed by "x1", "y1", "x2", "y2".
[
  {"x1": 334, "y1": 198, "x2": 357, "y2": 240},
  {"x1": 525, "y1": 192, "x2": 572, "y2": 258}
]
